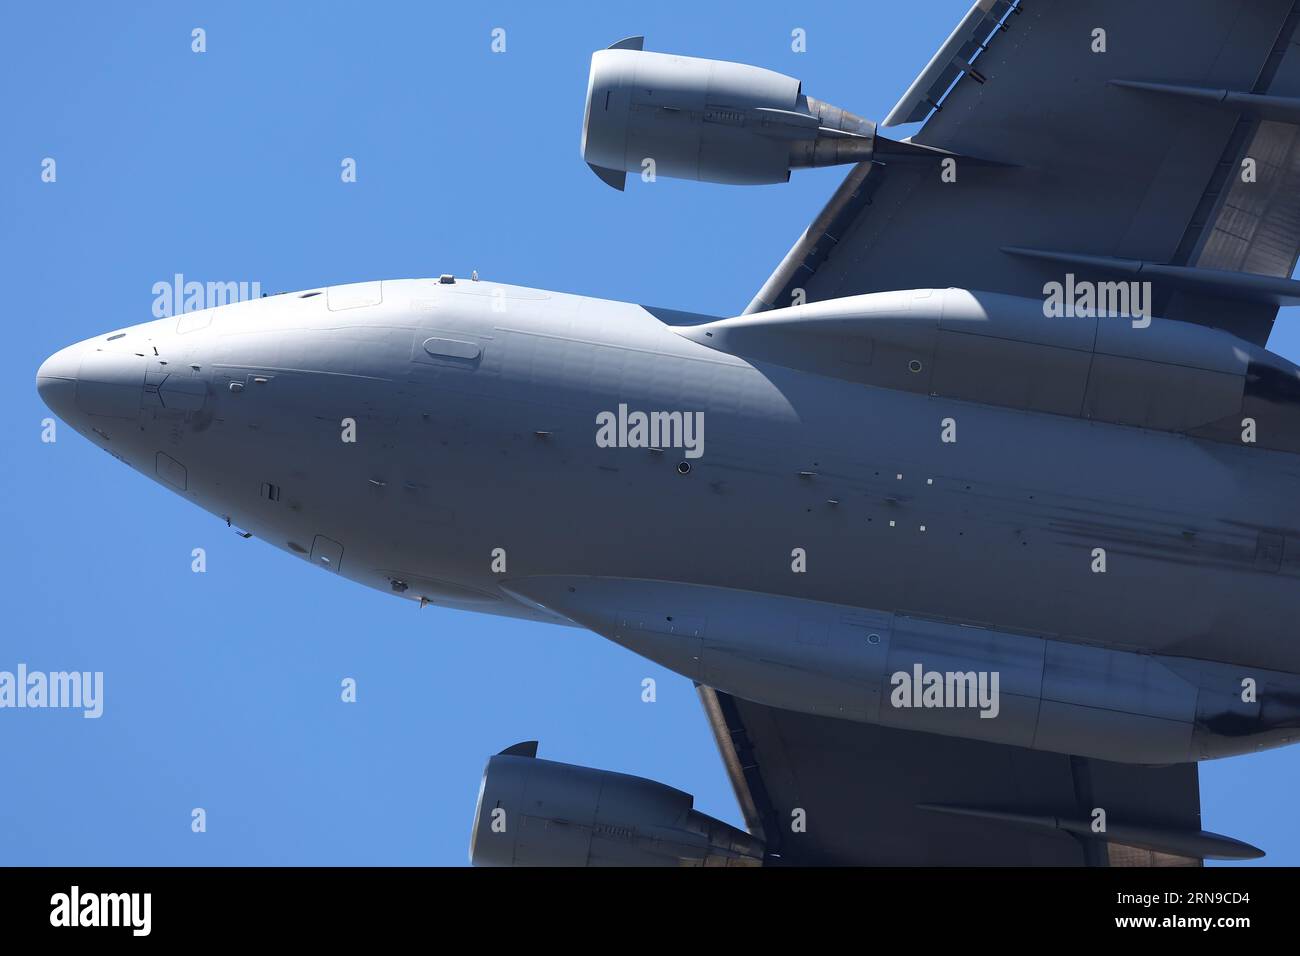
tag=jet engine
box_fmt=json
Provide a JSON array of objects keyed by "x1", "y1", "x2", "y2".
[
  {"x1": 581, "y1": 37, "x2": 952, "y2": 189},
  {"x1": 468, "y1": 742, "x2": 764, "y2": 866}
]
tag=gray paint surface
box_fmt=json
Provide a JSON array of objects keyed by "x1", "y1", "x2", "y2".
[{"x1": 35, "y1": 0, "x2": 1300, "y2": 865}]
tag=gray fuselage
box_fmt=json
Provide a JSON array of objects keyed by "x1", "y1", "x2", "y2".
[{"x1": 36, "y1": 277, "x2": 1300, "y2": 762}]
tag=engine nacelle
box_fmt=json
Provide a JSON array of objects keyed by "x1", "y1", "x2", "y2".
[
  {"x1": 468, "y1": 743, "x2": 764, "y2": 866},
  {"x1": 581, "y1": 38, "x2": 887, "y2": 189}
]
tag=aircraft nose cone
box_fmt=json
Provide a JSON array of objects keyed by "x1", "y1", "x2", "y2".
[
  {"x1": 36, "y1": 339, "x2": 147, "y2": 421},
  {"x1": 36, "y1": 342, "x2": 84, "y2": 421}
]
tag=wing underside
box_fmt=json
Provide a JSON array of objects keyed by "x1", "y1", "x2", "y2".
[
  {"x1": 699, "y1": 686, "x2": 1203, "y2": 866},
  {"x1": 750, "y1": 0, "x2": 1300, "y2": 348}
]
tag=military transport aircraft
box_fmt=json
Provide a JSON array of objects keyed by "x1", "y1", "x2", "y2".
[{"x1": 36, "y1": 0, "x2": 1300, "y2": 865}]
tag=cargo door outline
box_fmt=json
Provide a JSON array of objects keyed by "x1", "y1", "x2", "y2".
[{"x1": 310, "y1": 535, "x2": 344, "y2": 572}]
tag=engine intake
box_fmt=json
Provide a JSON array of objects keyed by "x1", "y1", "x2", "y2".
[
  {"x1": 469, "y1": 742, "x2": 764, "y2": 866},
  {"x1": 581, "y1": 37, "x2": 951, "y2": 189}
]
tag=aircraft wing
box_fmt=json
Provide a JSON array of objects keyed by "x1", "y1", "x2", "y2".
[
  {"x1": 749, "y1": 0, "x2": 1300, "y2": 347},
  {"x1": 699, "y1": 686, "x2": 1206, "y2": 866}
]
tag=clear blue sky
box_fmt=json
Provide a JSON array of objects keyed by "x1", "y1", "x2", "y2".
[{"x1": 1, "y1": 0, "x2": 1295, "y2": 866}]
